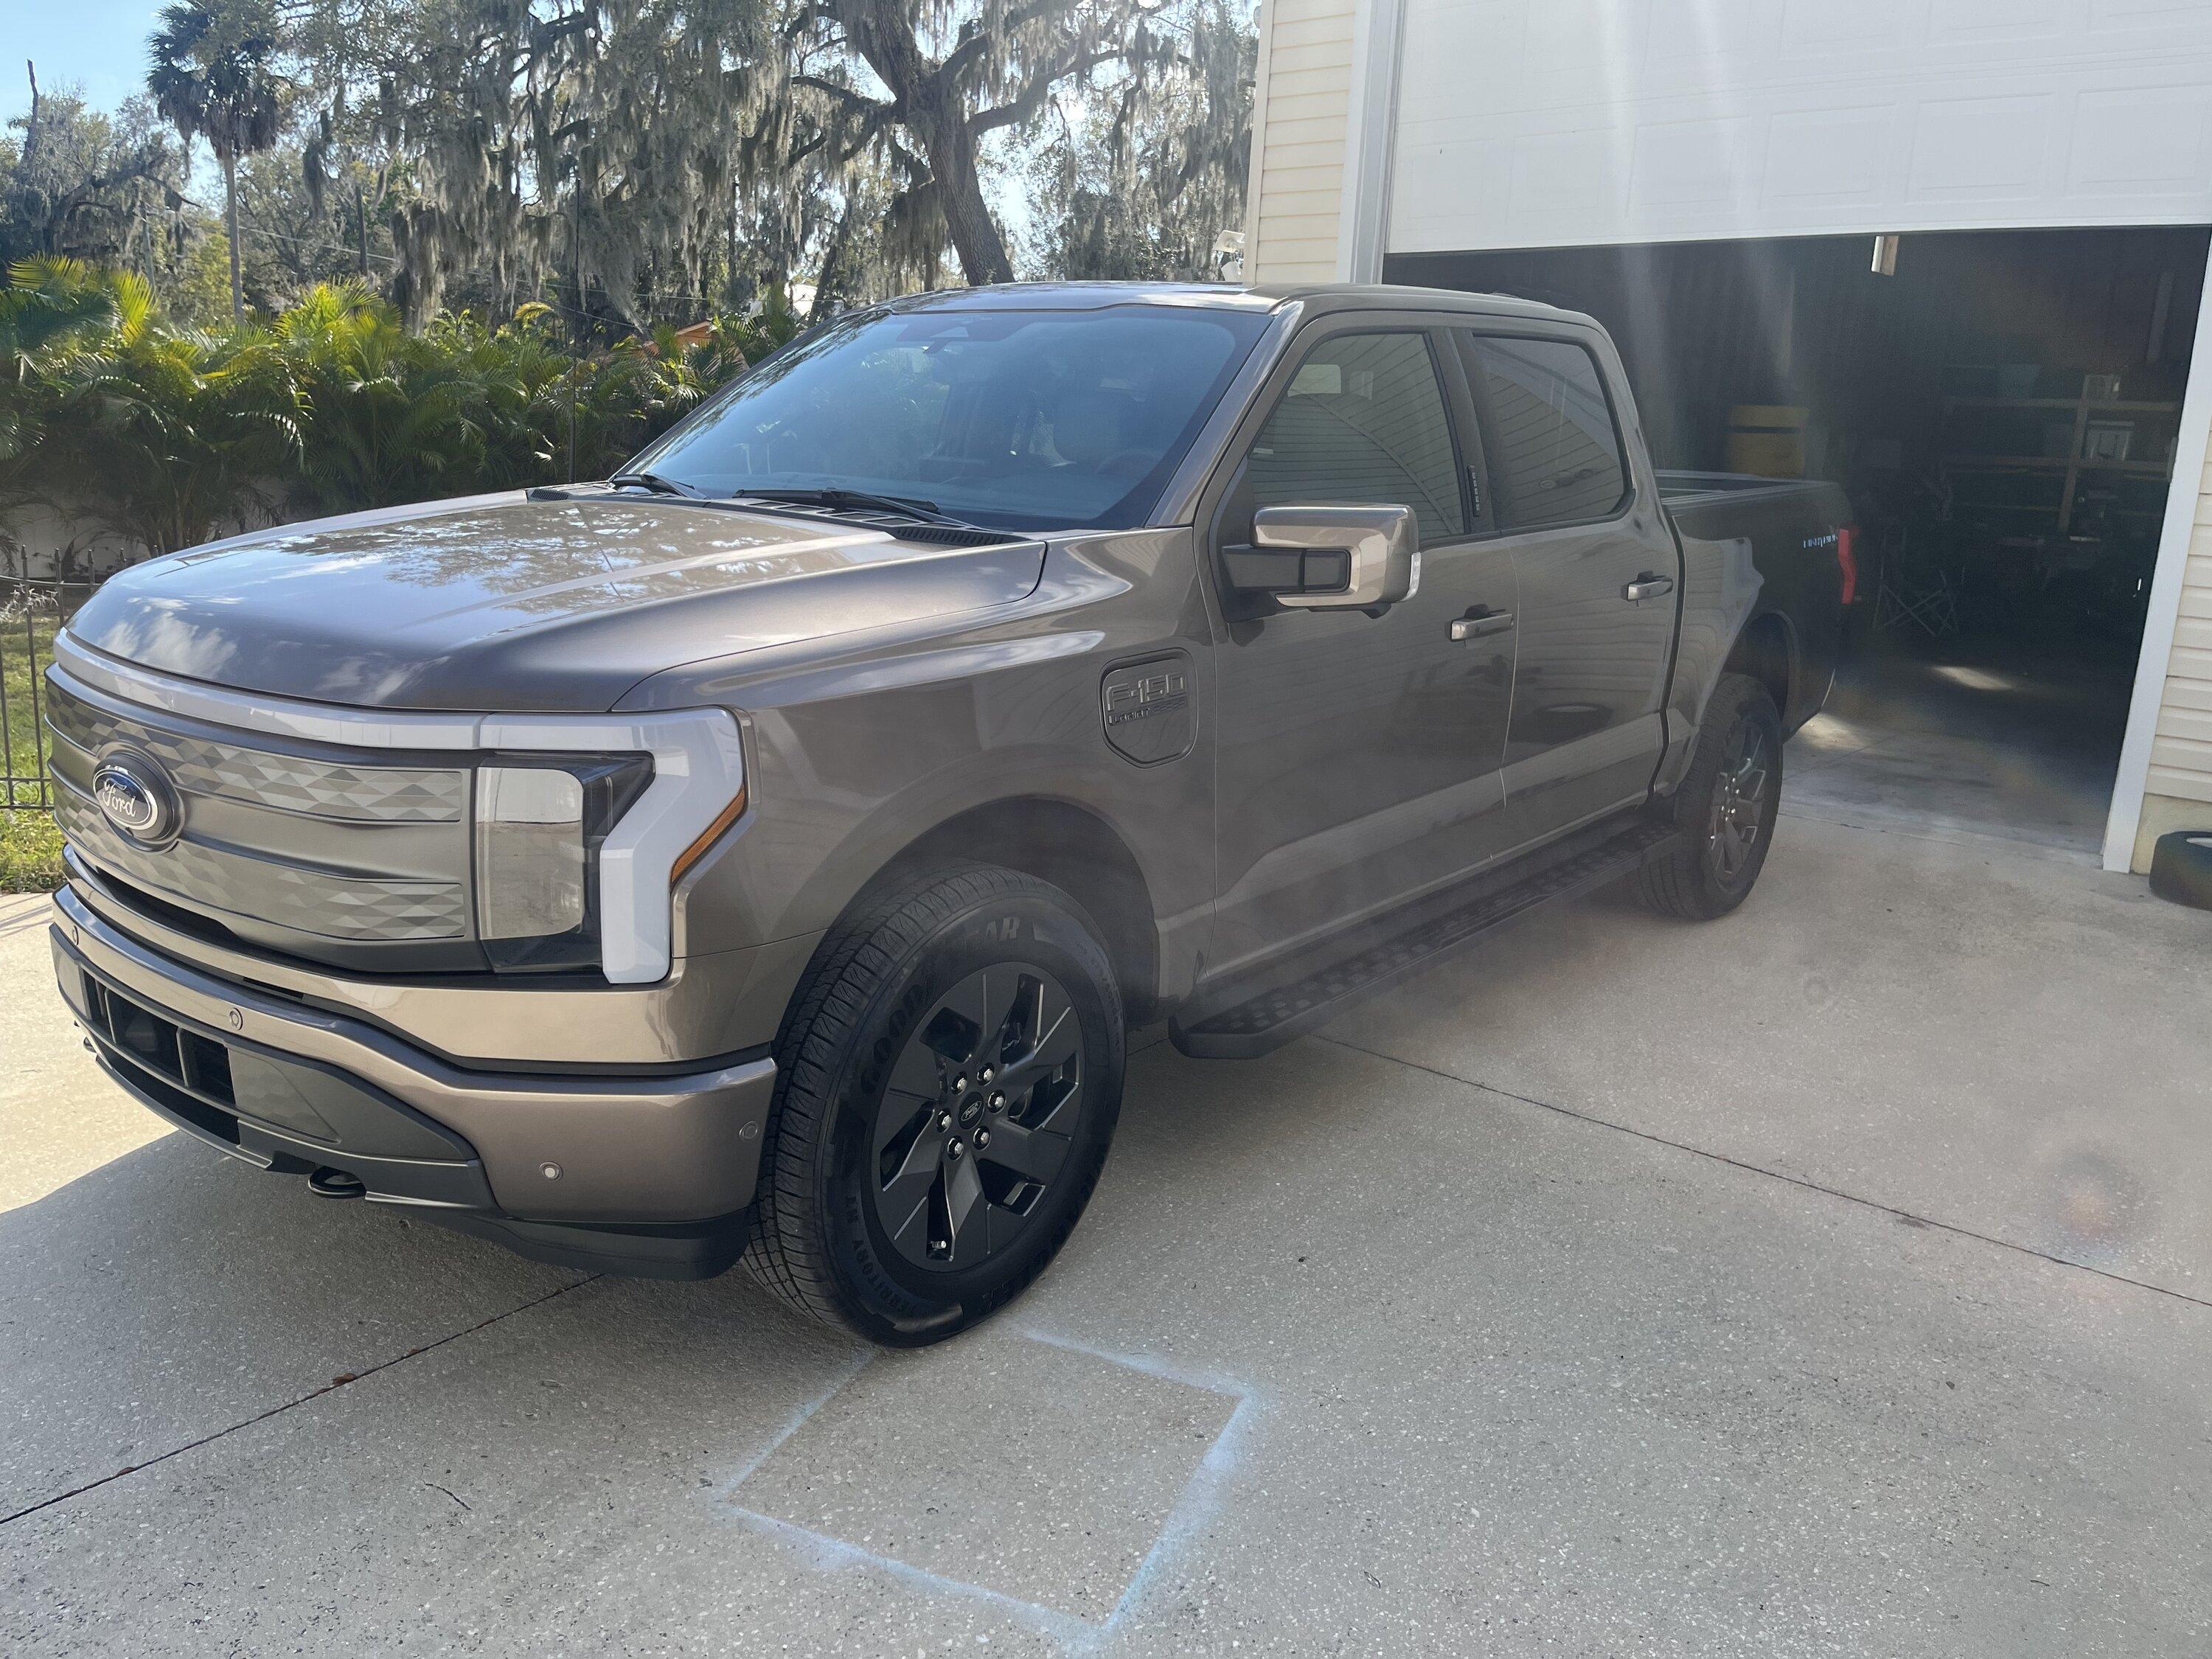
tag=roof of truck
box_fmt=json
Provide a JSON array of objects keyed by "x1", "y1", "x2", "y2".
[{"x1": 872, "y1": 280, "x2": 1592, "y2": 327}]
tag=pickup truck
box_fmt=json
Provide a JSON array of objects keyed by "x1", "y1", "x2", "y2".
[{"x1": 44, "y1": 282, "x2": 1849, "y2": 1345}]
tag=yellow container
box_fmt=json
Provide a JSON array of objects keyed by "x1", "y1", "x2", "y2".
[{"x1": 1725, "y1": 405, "x2": 1808, "y2": 478}]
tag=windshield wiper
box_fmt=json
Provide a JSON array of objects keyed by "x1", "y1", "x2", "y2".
[
  {"x1": 608, "y1": 470, "x2": 708, "y2": 498},
  {"x1": 732, "y1": 486, "x2": 973, "y2": 529}
]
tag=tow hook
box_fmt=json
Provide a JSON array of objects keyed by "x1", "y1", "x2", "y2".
[{"x1": 307, "y1": 1167, "x2": 368, "y2": 1200}]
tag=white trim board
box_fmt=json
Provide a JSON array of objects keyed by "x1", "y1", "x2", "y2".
[
  {"x1": 2104, "y1": 259, "x2": 2212, "y2": 872},
  {"x1": 1335, "y1": 0, "x2": 1410, "y2": 282},
  {"x1": 1240, "y1": 0, "x2": 1279, "y2": 268}
]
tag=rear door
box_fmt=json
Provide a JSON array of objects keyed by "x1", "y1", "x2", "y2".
[
  {"x1": 1206, "y1": 318, "x2": 1520, "y2": 975},
  {"x1": 1455, "y1": 327, "x2": 1680, "y2": 842}
]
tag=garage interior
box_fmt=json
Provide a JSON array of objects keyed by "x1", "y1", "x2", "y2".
[{"x1": 1388, "y1": 227, "x2": 2211, "y2": 859}]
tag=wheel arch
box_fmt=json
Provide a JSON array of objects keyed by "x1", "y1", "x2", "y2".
[
  {"x1": 874, "y1": 796, "x2": 1162, "y2": 1020},
  {"x1": 1723, "y1": 608, "x2": 1799, "y2": 730}
]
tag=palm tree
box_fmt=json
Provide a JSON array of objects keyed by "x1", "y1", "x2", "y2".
[
  {"x1": 0, "y1": 257, "x2": 136, "y2": 381},
  {"x1": 274, "y1": 282, "x2": 482, "y2": 512},
  {"x1": 148, "y1": 1, "x2": 286, "y2": 324},
  {"x1": 28, "y1": 317, "x2": 302, "y2": 554},
  {"x1": 0, "y1": 257, "x2": 150, "y2": 463}
]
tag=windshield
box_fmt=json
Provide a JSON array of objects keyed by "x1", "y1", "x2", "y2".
[{"x1": 633, "y1": 304, "x2": 1272, "y2": 532}]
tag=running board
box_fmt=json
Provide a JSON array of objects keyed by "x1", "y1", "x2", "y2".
[{"x1": 1169, "y1": 820, "x2": 1681, "y2": 1060}]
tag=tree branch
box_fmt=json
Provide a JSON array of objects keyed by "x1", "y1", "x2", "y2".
[
  {"x1": 792, "y1": 73, "x2": 894, "y2": 120},
  {"x1": 45, "y1": 152, "x2": 186, "y2": 254},
  {"x1": 970, "y1": 46, "x2": 1130, "y2": 134},
  {"x1": 937, "y1": 0, "x2": 1087, "y2": 88}
]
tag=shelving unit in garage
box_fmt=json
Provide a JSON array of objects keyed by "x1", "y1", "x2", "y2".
[{"x1": 1938, "y1": 382, "x2": 2181, "y2": 535}]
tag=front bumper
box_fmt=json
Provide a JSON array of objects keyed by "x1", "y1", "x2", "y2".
[{"x1": 49, "y1": 887, "x2": 778, "y2": 1279}]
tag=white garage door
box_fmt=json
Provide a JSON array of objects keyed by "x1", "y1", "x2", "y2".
[{"x1": 1388, "y1": 0, "x2": 2212, "y2": 256}]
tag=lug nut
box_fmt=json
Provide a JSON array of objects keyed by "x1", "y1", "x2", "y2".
[
  {"x1": 979, "y1": 1066, "x2": 994, "y2": 1083},
  {"x1": 975, "y1": 1130, "x2": 990, "y2": 1149},
  {"x1": 937, "y1": 1111, "x2": 953, "y2": 1130},
  {"x1": 947, "y1": 1138, "x2": 966, "y2": 1159},
  {"x1": 952, "y1": 1075, "x2": 968, "y2": 1093},
  {"x1": 988, "y1": 1092, "x2": 1005, "y2": 1110}
]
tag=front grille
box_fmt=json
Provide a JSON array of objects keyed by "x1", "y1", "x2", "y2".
[
  {"x1": 46, "y1": 672, "x2": 477, "y2": 956},
  {"x1": 54, "y1": 786, "x2": 470, "y2": 939},
  {"x1": 46, "y1": 690, "x2": 465, "y2": 822}
]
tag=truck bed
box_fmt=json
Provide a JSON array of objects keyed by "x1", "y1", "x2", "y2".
[{"x1": 1657, "y1": 468, "x2": 1845, "y2": 517}]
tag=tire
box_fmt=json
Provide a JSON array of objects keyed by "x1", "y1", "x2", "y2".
[
  {"x1": 1637, "y1": 672, "x2": 1784, "y2": 921},
  {"x1": 2148, "y1": 829, "x2": 2212, "y2": 911},
  {"x1": 742, "y1": 863, "x2": 1125, "y2": 1346}
]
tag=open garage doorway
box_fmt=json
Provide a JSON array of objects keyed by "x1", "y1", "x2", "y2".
[{"x1": 1388, "y1": 227, "x2": 2211, "y2": 860}]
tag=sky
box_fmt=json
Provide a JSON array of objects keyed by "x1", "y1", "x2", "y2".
[{"x1": 3, "y1": 2, "x2": 165, "y2": 127}]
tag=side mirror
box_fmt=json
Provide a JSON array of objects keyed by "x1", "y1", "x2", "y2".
[{"x1": 1222, "y1": 504, "x2": 1420, "y2": 612}]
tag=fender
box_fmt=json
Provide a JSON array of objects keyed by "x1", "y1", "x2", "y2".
[
  {"x1": 633, "y1": 527, "x2": 1217, "y2": 1004},
  {"x1": 1654, "y1": 532, "x2": 1765, "y2": 796}
]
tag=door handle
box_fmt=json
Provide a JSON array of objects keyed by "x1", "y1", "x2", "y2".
[
  {"x1": 1450, "y1": 609, "x2": 1515, "y2": 641},
  {"x1": 1623, "y1": 572, "x2": 1674, "y2": 602}
]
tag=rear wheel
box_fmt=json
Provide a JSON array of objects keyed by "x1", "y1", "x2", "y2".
[
  {"x1": 1638, "y1": 672, "x2": 1783, "y2": 920},
  {"x1": 742, "y1": 864, "x2": 1124, "y2": 1346}
]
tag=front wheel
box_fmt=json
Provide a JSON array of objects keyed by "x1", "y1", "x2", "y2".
[
  {"x1": 1638, "y1": 672, "x2": 1784, "y2": 920},
  {"x1": 742, "y1": 864, "x2": 1124, "y2": 1346}
]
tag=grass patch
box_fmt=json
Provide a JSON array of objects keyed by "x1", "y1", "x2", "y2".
[
  {"x1": 1, "y1": 611, "x2": 63, "y2": 894},
  {"x1": 0, "y1": 807, "x2": 63, "y2": 893}
]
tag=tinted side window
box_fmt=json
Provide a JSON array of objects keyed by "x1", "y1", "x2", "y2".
[
  {"x1": 1465, "y1": 335, "x2": 1627, "y2": 529},
  {"x1": 1247, "y1": 332, "x2": 1465, "y2": 541}
]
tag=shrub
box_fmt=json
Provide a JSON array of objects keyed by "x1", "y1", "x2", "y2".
[{"x1": 0, "y1": 265, "x2": 793, "y2": 557}]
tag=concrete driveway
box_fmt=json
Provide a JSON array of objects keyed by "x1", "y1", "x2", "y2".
[{"x1": 4, "y1": 765, "x2": 2210, "y2": 1655}]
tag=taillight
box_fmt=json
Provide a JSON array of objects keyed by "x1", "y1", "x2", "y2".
[{"x1": 1835, "y1": 524, "x2": 1859, "y2": 606}]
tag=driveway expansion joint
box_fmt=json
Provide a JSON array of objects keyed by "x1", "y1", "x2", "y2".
[
  {"x1": 0, "y1": 1273, "x2": 599, "y2": 1530},
  {"x1": 1318, "y1": 1033, "x2": 2212, "y2": 1316}
]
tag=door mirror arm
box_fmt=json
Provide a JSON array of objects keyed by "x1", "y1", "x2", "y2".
[{"x1": 1223, "y1": 504, "x2": 1421, "y2": 616}]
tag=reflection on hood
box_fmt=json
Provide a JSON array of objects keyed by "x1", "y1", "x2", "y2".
[{"x1": 66, "y1": 493, "x2": 1046, "y2": 713}]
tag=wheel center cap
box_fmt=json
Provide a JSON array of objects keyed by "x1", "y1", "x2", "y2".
[{"x1": 958, "y1": 1096, "x2": 984, "y2": 1128}]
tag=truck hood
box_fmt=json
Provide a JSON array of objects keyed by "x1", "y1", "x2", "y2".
[{"x1": 65, "y1": 493, "x2": 1046, "y2": 712}]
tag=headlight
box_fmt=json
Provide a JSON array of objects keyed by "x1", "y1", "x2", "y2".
[
  {"x1": 473, "y1": 756, "x2": 651, "y2": 972},
  {"x1": 471, "y1": 706, "x2": 748, "y2": 985}
]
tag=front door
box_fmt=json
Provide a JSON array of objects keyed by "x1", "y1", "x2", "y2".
[
  {"x1": 1208, "y1": 323, "x2": 1520, "y2": 977},
  {"x1": 1456, "y1": 329, "x2": 1680, "y2": 843}
]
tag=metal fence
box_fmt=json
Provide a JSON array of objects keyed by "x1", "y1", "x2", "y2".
[{"x1": 1, "y1": 577, "x2": 100, "y2": 811}]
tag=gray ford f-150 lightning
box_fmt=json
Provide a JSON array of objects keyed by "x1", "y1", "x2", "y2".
[{"x1": 44, "y1": 282, "x2": 1850, "y2": 1344}]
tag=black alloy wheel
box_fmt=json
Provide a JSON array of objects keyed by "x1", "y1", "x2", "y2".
[
  {"x1": 1637, "y1": 671, "x2": 1784, "y2": 920},
  {"x1": 1706, "y1": 716, "x2": 1773, "y2": 887},
  {"x1": 871, "y1": 963, "x2": 1085, "y2": 1272}
]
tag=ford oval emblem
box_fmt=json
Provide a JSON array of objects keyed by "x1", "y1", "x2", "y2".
[{"x1": 91, "y1": 753, "x2": 181, "y2": 847}]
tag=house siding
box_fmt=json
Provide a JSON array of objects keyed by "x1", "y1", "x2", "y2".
[
  {"x1": 1246, "y1": 0, "x2": 1357, "y2": 283},
  {"x1": 2132, "y1": 442, "x2": 2212, "y2": 866}
]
